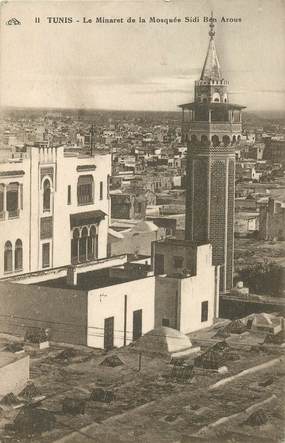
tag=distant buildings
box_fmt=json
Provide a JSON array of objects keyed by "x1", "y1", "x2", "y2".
[
  {"x1": 259, "y1": 196, "x2": 285, "y2": 241},
  {"x1": 110, "y1": 192, "x2": 146, "y2": 220},
  {"x1": 264, "y1": 139, "x2": 285, "y2": 165},
  {"x1": 234, "y1": 212, "x2": 259, "y2": 237}
]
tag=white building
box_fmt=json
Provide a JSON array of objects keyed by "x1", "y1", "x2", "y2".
[
  {"x1": 0, "y1": 145, "x2": 220, "y2": 350},
  {"x1": 0, "y1": 145, "x2": 111, "y2": 278},
  {"x1": 0, "y1": 239, "x2": 219, "y2": 349}
]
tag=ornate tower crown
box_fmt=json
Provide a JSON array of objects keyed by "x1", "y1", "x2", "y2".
[
  {"x1": 195, "y1": 13, "x2": 229, "y2": 104},
  {"x1": 200, "y1": 14, "x2": 222, "y2": 82}
]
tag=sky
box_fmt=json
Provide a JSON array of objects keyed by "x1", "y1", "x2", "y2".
[{"x1": 0, "y1": 0, "x2": 284, "y2": 112}]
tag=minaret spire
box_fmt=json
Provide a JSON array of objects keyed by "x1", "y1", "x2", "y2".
[
  {"x1": 200, "y1": 12, "x2": 222, "y2": 81},
  {"x1": 209, "y1": 11, "x2": 215, "y2": 40}
]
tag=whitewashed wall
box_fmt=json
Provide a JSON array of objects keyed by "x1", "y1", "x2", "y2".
[{"x1": 87, "y1": 276, "x2": 155, "y2": 349}]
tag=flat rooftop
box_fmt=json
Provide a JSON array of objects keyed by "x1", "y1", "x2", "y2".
[
  {"x1": 155, "y1": 238, "x2": 210, "y2": 248},
  {"x1": 31, "y1": 265, "x2": 152, "y2": 291}
]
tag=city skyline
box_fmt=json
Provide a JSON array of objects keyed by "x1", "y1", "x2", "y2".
[{"x1": 0, "y1": 0, "x2": 284, "y2": 112}]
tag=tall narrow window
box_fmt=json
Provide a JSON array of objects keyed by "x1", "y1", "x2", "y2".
[
  {"x1": 77, "y1": 175, "x2": 94, "y2": 205},
  {"x1": 7, "y1": 182, "x2": 19, "y2": 218},
  {"x1": 42, "y1": 243, "x2": 50, "y2": 268},
  {"x1": 100, "y1": 181, "x2": 103, "y2": 200},
  {"x1": 20, "y1": 184, "x2": 23, "y2": 210},
  {"x1": 15, "y1": 239, "x2": 23, "y2": 271},
  {"x1": 67, "y1": 185, "x2": 71, "y2": 205},
  {"x1": 88, "y1": 225, "x2": 97, "y2": 260},
  {"x1": 71, "y1": 228, "x2": 80, "y2": 264},
  {"x1": 43, "y1": 179, "x2": 51, "y2": 212},
  {"x1": 4, "y1": 241, "x2": 13, "y2": 272},
  {"x1": 0, "y1": 184, "x2": 4, "y2": 219},
  {"x1": 79, "y1": 227, "x2": 88, "y2": 262},
  {"x1": 107, "y1": 174, "x2": 110, "y2": 199}
]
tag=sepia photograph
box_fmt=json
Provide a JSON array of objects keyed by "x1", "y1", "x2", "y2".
[{"x1": 0, "y1": 0, "x2": 284, "y2": 441}]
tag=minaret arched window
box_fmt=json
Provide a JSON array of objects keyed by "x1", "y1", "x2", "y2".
[
  {"x1": 43, "y1": 179, "x2": 51, "y2": 212},
  {"x1": 4, "y1": 241, "x2": 12, "y2": 272},
  {"x1": 212, "y1": 93, "x2": 220, "y2": 103},
  {"x1": 15, "y1": 239, "x2": 23, "y2": 271},
  {"x1": 201, "y1": 135, "x2": 209, "y2": 146},
  {"x1": 211, "y1": 135, "x2": 220, "y2": 147},
  {"x1": 222, "y1": 136, "x2": 231, "y2": 147}
]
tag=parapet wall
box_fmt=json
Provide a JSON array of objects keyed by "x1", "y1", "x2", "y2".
[{"x1": 0, "y1": 282, "x2": 88, "y2": 345}]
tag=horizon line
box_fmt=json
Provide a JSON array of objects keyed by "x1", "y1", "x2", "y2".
[{"x1": 1, "y1": 105, "x2": 285, "y2": 115}]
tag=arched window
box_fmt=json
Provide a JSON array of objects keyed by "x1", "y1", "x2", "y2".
[
  {"x1": 71, "y1": 228, "x2": 80, "y2": 264},
  {"x1": 211, "y1": 135, "x2": 220, "y2": 147},
  {"x1": 212, "y1": 93, "x2": 220, "y2": 103},
  {"x1": 88, "y1": 225, "x2": 97, "y2": 260},
  {"x1": 222, "y1": 135, "x2": 231, "y2": 147},
  {"x1": 15, "y1": 239, "x2": 23, "y2": 271},
  {"x1": 77, "y1": 175, "x2": 94, "y2": 205},
  {"x1": 43, "y1": 179, "x2": 51, "y2": 212},
  {"x1": 4, "y1": 241, "x2": 12, "y2": 272},
  {"x1": 232, "y1": 135, "x2": 237, "y2": 145},
  {"x1": 190, "y1": 135, "x2": 198, "y2": 144},
  {"x1": 201, "y1": 135, "x2": 209, "y2": 146},
  {"x1": 79, "y1": 227, "x2": 88, "y2": 262}
]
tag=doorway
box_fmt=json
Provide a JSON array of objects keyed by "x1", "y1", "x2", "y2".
[
  {"x1": 133, "y1": 309, "x2": 142, "y2": 341},
  {"x1": 104, "y1": 317, "x2": 114, "y2": 350}
]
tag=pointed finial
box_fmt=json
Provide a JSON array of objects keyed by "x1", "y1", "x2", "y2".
[{"x1": 209, "y1": 11, "x2": 215, "y2": 40}]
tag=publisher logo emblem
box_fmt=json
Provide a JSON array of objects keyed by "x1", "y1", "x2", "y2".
[{"x1": 6, "y1": 18, "x2": 21, "y2": 25}]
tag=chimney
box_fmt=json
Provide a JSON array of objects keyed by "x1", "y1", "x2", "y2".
[{"x1": 66, "y1": 266, "x2": 77, "y2": 286}]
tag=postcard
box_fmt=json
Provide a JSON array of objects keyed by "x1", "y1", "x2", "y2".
[{"x1": 0, "y1": 0, "x2": 284, "y2": 442}]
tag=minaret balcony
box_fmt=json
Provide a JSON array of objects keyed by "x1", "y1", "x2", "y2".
[
  {"x1": 195, "y1": 79, "x2": 229, "y2": 86},
  {"x1": 188, "y1": 121, "x2": 242, "y2": 133}
]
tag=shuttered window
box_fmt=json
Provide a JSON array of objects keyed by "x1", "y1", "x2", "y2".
[
  {"x1": 7, "y1": 182, "x2": 19, "y2": 216},
  {"x1": 77, "y1": 175, "x2": 94, "y2": 205},
  {"x1": 42, "y1": 243, "x2": 50, "y2": 268}
]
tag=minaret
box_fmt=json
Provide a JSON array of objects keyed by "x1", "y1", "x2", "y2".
[{"x1": 180, "y1": 15, "x2": 245, "y2": 292}]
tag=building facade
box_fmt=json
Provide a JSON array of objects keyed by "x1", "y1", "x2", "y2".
[
  {"x1": 180, "y1": 20, "x2": 245, "y2": 291},
  {"x1": 0, "y1": 145, "x2": 111, "y2": 278},
  {"x1": 0, "y1": 239, "x2": 219, "y2": 349}
]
